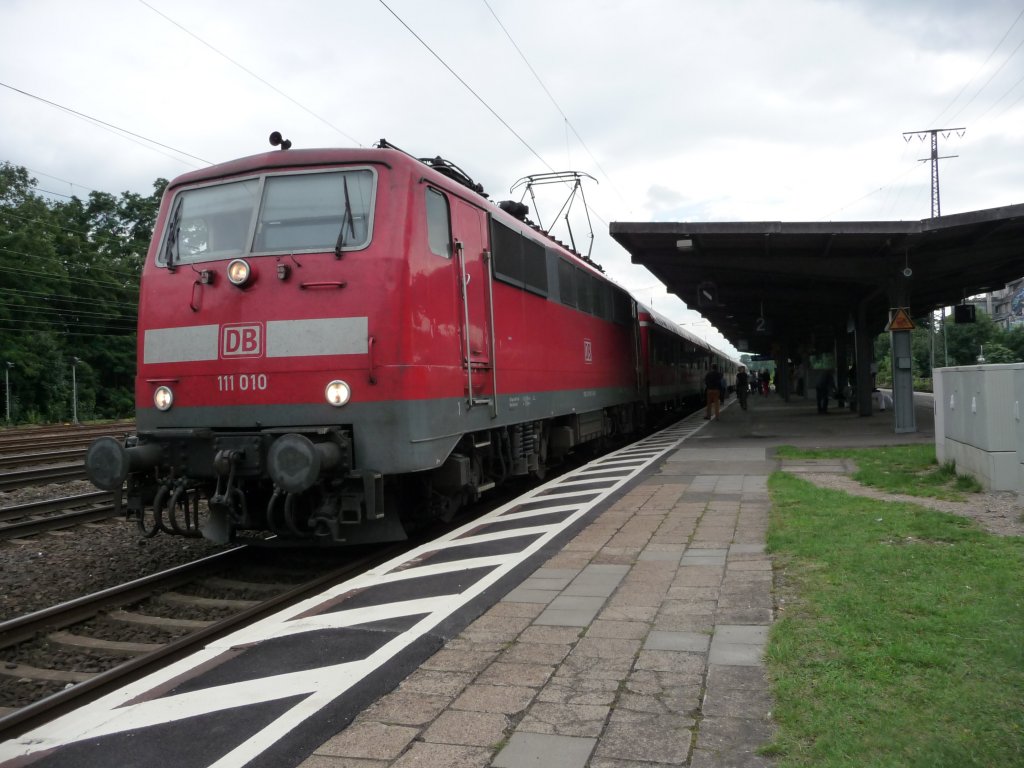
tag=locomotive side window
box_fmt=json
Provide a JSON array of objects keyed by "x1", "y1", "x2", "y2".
[
  {"x1": 592, "y1": 279, "x2": 608, "y2": 319},
  {"x1": 491, "y1": 220, "x2": 548, "y2": 296},
  {"x1": 426, "y1": 188, "x2": 451, "y2": 258},
  {"x1": 557, "y1": 259, "x2": 576, "y2": 307},
  {"x1": 611, "y1": 288, "x2": 632, "y2": 325},
  {"x1": 491, "y1": 220, "x2": 521, "y2": 279},
  {"x1": 521, "y1": 238, "x2": 547, "y2": 294},
  {"x1": 256, "y1": 170, "x2": 374, "y2": 253},
  {"x1": 576, "y1": 268, "x2": 593, "y2": 314}
]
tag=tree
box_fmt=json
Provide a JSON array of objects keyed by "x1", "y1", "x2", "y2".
[
  {"x1": 944, "y1": 311, "x2": 1006, "y2": 366},
  {"x1": 872, "y1": 307, "x2": 1023, "y2": 390},
  {"x1": 977, "y1": 343, "x2": 1017, "y2": 364},
  {"x1": 0, "y1": 164, "x2": 165, "y2": 423}
]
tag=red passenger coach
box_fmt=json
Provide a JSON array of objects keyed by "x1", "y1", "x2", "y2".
[
  {"x1": 637, "y1": 305, "x2": 736, "y2": 411},
  {"x1": 85, "y1": 139, "x2": 732, "y2": 545}
]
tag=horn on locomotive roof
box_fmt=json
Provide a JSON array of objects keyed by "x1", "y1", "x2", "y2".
[{"x1": 269, "y1": 131, "x2": 292, "y2": 150}]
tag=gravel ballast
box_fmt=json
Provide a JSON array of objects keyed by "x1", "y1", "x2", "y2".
[{"x1": 1, "y1": 481, "x2": 230, "y2": 622}]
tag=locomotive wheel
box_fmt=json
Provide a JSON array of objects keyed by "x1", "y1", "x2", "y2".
[
  {"x1": 433, "y1": 491, "x2": 461, "y2": 523},
  {"x1": 529, "y1": 424, "x2": 549, "y2": 481}
]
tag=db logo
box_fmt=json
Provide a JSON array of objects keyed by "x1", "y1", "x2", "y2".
[
  {"x1": 583, "y1": 338, "x2": 593, "y2": 364},
  {"x1": 221, "y1": 323, "x2": 263, "y2": 358}
]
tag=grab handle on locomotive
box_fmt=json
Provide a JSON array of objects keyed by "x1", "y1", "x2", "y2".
[{"x1": 368, "y1": 335, "x2": 377, "y2": 385}]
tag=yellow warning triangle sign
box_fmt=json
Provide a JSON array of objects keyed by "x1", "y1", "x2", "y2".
[{"x1": 886, "y1": 307, "x2": 916, "y2": 331}]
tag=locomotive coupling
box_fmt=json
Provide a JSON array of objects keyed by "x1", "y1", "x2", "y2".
[
  {"x1": 85, "y1": 436, "x2": 162, "y2": 491},
  {"x1": 267, "y1": 433, "x2": 344, "y2": 493}
]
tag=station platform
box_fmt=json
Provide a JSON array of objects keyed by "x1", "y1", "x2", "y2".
[
  {"x1": 296, "y1": 395, "x2": 935, "y2": 768},
  {"x1": 0, "y1": 394, "x2": 935, "y2": 768}
]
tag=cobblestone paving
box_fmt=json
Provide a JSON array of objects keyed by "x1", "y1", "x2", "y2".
[{"x1": 300, "y1": 446, "x2": 776, "y2": 768}]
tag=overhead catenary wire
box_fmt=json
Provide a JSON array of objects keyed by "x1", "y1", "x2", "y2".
[
  {"x1": 0, "y1": 79, "x2": 209, "y2": 166},
  {"x1": 945, "y1": 34, "x2": 1024, "y2": 127},
  {"x1": 376, "y1": 0, "x2": 555, "y2": 176},
  {"x1": 821, "y1": 161, "x2": 923, "y2": 221},
  {"x1": 0, "y1": 248, "x2": 143, "y2": 285},
  {"x1": 0, "y1": 287, "x2": 137, "y2": 314},
  {"x1": 1, "y1": 207, "x2": 156, "y2": 272},
  {"x1": 0, "y1": 258, "x2": 141, "y2": 290},
  {"x1": 839, "y1": 7, "x2": 1024, "y2": 221},
  {"x1": 481, "y1": 0, "x2": 627, "y2": 211},
  {"x1": 0, "y1": 286, "x2": 138, "y2": 311},
  {"x1": 928, "y1": 6, "x2": 1024, "y2": 127},
  {"x1": 0, "y1": 313, "x2": 136, "y2": 331},
  {"x1": 21, "y1": 167, "x2": 99, "y2": 197},
  {"x1": 0, "y1": 320, "x2": 136, "y2": 336},
  {"x1": 28, "y1": 186, "x2": 78, "y2": 200},
  {"x1": 972, "y1": 69, "x2": 1024, "y2": 126},
  {"x1": 377, "y1": 0, "x2": 616, "y2": 251},
  {"x1": 477, "y1": 2, "x2": 615, "y2": 233},
  {"x1": 138, "y1": 0, "x2": 362, "y2": 147}
]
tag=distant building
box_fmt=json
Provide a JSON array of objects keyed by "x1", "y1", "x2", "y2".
[
  {"x1": 968, "y1": 276, "x2": 1024, "y2": 329},
  {"x1": 992, "y1": 277, "x2": 1024, "y2": 329}
]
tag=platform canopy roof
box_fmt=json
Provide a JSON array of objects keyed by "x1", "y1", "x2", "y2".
[{"x1": 611, "y1": 203, "x2": 1024, "y2": 357}]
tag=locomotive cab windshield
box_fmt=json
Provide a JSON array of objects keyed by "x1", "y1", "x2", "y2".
[{"x1": 158, "y1": 168, "x2": 377, "y2": 266}]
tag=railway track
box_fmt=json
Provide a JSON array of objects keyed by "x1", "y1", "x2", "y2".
[
  {"x1": 0, "y1": 463, "x2": 88, "y2": 492},
  {"x1": 0, "y1": 415, "x2": 693, "y2": 736},
  {"x1": 0, "y1": 422, "x2": 133, "y2": 451},
  {"x1": 0, "y1": 448, "x2": 89, "y2": 471},
  {"x1": 0, "y1": 491, "x2": 116, "y2": 539},
  {"x1": 0, "y1": 421, "x2": 133, "y2": 493},
  {"x1": 0, "y1": 543, "x2": 404, "y2": 736}
]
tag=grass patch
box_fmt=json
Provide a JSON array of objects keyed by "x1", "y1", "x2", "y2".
[
  {"x1": 765, "y1": 472, "x2": 1024, "y2": 767},
  {"x1": 774, "y1": 444, "x2": 982, "y2": 500}
]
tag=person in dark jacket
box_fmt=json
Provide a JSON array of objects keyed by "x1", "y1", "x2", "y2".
[
  {"x1": 704, "y1": 364, "x2": 723, "y2": 420},
  {"x1": 735, "y1": 366, "x2": 750, "y2": 410},
  {"x1": 815, "y1": 369, "x2": 836, "y2": 413}
]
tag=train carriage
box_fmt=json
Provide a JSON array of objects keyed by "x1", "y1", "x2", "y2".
[{"x1": 85, "y1": 141, "x2": 735, "y2": 545}]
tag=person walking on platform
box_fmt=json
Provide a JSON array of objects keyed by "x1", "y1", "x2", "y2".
[
  {"x1": 704, "y1": 364, "x2": 723, "y2": 420},
  {"x1": 759, "y1": 368, "x2": 770, "y2": 396},
  {"x1": 736, "y1": 365, "x2": 750, "y2": 410},
  {"x1": 815, "y1": 369, "x2": 836, "y2": 413}
]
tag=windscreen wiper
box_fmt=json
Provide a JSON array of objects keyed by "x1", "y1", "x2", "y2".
[{"x1": 334, "y1": 176, "x2": 356, "y2": 259}]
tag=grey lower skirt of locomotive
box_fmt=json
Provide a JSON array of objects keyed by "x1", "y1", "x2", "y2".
[{"x1": 85, "y1": 420, "x2": 561, "y2": 546}]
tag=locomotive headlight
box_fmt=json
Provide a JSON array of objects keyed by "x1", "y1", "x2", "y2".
[
  {"x1": 325, "y1": 379, "x2": 351, "y2": 407},
  {"x1": 153, "y1": 385, "x2": 174, "y2": 411},
  {"x1": 226, "y1": 258, "x2": 252, "y2": 287}
]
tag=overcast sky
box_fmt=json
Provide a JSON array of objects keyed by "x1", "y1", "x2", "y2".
[{"x1": 3, "y1": 0, "x2": 1022, "y2": 355}]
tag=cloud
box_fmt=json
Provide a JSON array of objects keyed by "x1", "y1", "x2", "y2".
[{"x1": 2, "y1": 0, "x2": 1021, "y2": 358}]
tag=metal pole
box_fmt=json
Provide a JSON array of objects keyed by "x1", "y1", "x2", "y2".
[
  {"x1": 901, "y1": 128, "x2": 963, "y2": 219},
  {"x1": 71, "y1": 357, "x2": 81, "y2": 425},
  {"x1": 4, "y1": 363, "x2": 10, "y2": 425},
  {"x1": 930, "y1": 310, "x2": 935, "y2": 375},
  {"x1": 942, "y1": 308, "x2": 948, "y2": 365}
]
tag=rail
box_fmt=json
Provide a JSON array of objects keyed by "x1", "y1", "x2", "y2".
[
  {"x1": 0, "y1": 491, "x2": 116, "y2": 539},
  {"x1": 0, "y1": 542, "x2": 404, "y2": 738}
]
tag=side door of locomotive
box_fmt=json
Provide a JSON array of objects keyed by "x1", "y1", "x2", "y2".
[{"x1": 448, "y1": 195, "x2": 494, "y2": 405}]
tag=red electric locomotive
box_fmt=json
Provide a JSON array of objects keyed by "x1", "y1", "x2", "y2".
[{"x1": 85, "y1": 138, "x2": 734, "y2": 545}]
